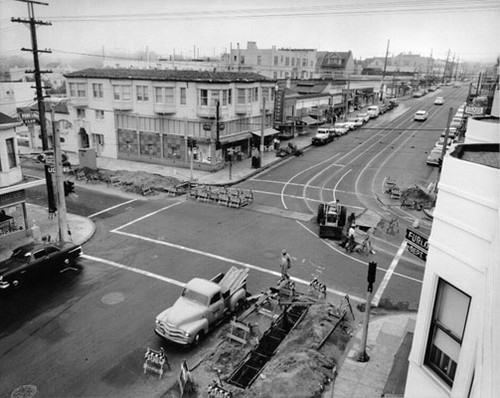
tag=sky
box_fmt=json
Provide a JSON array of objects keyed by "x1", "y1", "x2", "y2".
[{"x1": 1, "y1": 0, "x2": 499, "y2": 65}]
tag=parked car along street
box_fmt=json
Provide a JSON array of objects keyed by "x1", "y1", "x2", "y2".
[
  {"x1": 357, "y1": 112, "x2": 370, "y2": 123},
  {"x1": 333, "y1": 123, "x2": 350, "y2": 136}
]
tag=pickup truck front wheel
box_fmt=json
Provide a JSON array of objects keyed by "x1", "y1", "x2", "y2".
[{"x1": 192, "y1": 331, "x2": 204, "y2": 347}]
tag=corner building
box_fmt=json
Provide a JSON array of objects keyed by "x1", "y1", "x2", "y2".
[
  {"x1": 405, "y1": 140, "x2": 500, "y2": 396},
  {"x1": 64, "y1": 69, "x2": 276, "y2": 171}
]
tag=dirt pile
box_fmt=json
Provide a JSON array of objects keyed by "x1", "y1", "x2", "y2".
[
  {"x1": 193, "y1": 301, "x2": 353, "y2": 398},
  {"x1": 79, "y1": 167, "x2": 182, "y2": 196},
  {"x1": 400, "y1": 186, "x2": 435, "y2": 210}
]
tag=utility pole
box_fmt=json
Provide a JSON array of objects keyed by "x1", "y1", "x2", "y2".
[
  {"x1": 260, "y1": 95, "x2": 266, "y2": 167},
  {"x1": 442, "y1": 49, "x2": 451, "y2": 83},
  {"x1": 12, "y1": 0, "x2": 56, "y2": 214},
  {"x1": 380, "y1": 39, "x2": 390, "y2": 102},
  {"x1": 50, "y1": 104, "x2": 69, "y2": 241},
  {"x1": 344, "y1": 76, "x2": 350, "y2": 120}
]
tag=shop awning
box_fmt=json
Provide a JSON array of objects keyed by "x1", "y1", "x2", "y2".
[
  {"x1": 251, "y1": 128, "x2": 280, "y2": 138},
  {"x1": 219, "y1": 131, "x2": 253, "y2": 144},
  {"x1": 301, "y1": 116, "x2": 319, "y2": 125}
]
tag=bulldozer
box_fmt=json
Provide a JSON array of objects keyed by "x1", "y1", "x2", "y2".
[{"x1": 316, "y1": 203, "x2": 347, "y2": 239}]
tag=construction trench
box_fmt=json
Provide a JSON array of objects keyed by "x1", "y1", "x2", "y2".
[{"x1": 227, "y1": 304, "x2": 309, "y2": 389}]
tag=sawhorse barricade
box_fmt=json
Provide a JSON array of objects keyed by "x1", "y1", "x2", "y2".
[{"x1": 143, "y1": 347, "x2": 170, "y2": 379}]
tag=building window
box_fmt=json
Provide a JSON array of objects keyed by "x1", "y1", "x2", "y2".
[
  {"x1": 95, "y1": 110, "x2": 105, "y2": 120},
  {"x1": 199, "y1": 89, "x2": 208, "y2": 106},
  {"x1": 222, "y1": 89, "x2": 232, "y2": 106},
  {"x1": 164, "y1": 87, "x2": 174, "y2": 104},
  {"x1": 113, "y1": 85, "x2": 131, "y2": 101},
  {"x1": 425, "y1": 279, "x2": 470, "y2": 387},
  {"x1": 273, "y1": 71, "x2": 278, "y2": 79},
  {"x1": 257, "y1": 55, "x2": 262, "y2": 65},
  {"x1": 76, "y1": 108, "x2": 86, "y2": 119},
  {"x1": 237, "y1": 89, "x2": 246, "y2": 104},
  {"x1": 285, "y1": 57, "x2": 289, "y2": 66},
  {"x1": 155, "y1": 87, "x2": 163, "y2": 103},
  {"x1": 302, "y1": 58, "x2": 307, "y2": 67},
  {"x1": 291, "y1": 58, "x2": 295, "y2": 67},
  {"x1": 240, "y1": 56, "x2": 245, "y2": 64},
  {"x1": 136, "y1": 85, "x2": 149, "y2": 102},
  {"x1": 92, "y1": 83, "x2": 103, "y2": 98},
  {"x1": 253, "y1": 87, "x2": 259, "y2": 102},
  {"x1": 274, "y1": 56, "x2": 278, "y2": 66},
  {"x1": 6, "y1": 138, "x2": 17, "y2": 168},
  {"x1": 211, "y1": 90, "x2": 220, "y2": 106},
  {"x1": 180, "y1": 87, "x2": 186, "y2": 105},
  {"x1": 69, "y1": 83, "x2": 86, "y2": 97}
]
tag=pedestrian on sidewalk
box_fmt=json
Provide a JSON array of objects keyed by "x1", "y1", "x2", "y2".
[
  {"x1": 280, "y1": 249, "x2": 292, "y2": 279},
  {"x1": 273, "y1": 137, "x2": 280, "y2": 151}
]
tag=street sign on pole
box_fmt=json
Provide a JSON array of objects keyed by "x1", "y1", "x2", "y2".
[{"x1": 405, "y1": 227, "x2": 429, "y2": 261}]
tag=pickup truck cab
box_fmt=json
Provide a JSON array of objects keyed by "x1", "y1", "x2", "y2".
[
  {"x1": 367, "y1": 105, "x2": 380, "y2": 118},
  {"x1": 311, "y1": 128, "x2": 333, "y2": 145},
  {"x1": 155, "y1": 267, "x2": 248, "y2": 346}
]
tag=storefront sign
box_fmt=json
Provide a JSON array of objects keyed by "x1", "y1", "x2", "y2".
[
  {"x1": 273, "y1": 88, "x2": 285, "y2": 124},
  {"x1": 0, "y1": 190, "x2": 26, "y2": 206},
  {"x1": 464, "y1": 106, "x2": 485, "y2": 116},
  {"x1": 203, "y1": 123, "x2": 212, "y2": 131}
]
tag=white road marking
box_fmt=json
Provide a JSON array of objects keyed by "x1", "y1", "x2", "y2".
[
  {"x1": 110, "y1": 229, "x2": 364, "y2": 303},
  {"x1": 373, "y1": 240, "x2": 408, "y2": 307},
  {"x1": 88, "y1": 199, "x2": 138, "y2": 218},
  {"x1": 81, "y1": 254, "x2": 185, "y2": 287},
  {"x1": 333, "y1": 169, "x2": 352, "y2": 202},
  {"x1": 111, "y1": 201, "x2": 182, "y2": 232}
]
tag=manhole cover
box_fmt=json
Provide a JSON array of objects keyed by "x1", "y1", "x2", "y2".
[
  {"x1": 11, "y1": 385, "x2": 37, "y2": 398},
  {"x1": 101, "y1": 292, "x2": 125, "y2": 305}
]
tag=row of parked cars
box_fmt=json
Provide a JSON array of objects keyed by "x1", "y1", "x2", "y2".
[
  {"x1": 311, "y1": 99, "x2": 399, "y2": 145},
  {"x1": 426, "y1": 102, "x2": 467, "y2": 166}
]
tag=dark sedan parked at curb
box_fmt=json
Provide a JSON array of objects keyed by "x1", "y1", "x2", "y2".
[{"x1": 0, "y1": 241, "x2": 82, "y2": 290}]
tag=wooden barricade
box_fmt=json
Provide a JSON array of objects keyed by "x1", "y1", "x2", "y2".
[
  {"x1": 227, "y1": 318, "x2": 251, "y2": 346},
  {"x1": 143, "y1": 347, "x2": 169, "y2": 379}
]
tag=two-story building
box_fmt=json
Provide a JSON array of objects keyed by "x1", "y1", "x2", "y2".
[
  {"x1": 64, "y1": 68, "x2": 277, "y2": 171},
  {"x1": 0, "y1": 113, "x2": 44, "y2": 245}
]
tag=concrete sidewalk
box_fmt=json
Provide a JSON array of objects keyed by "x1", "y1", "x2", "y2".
[{"x1": 6, "y1": 127, "x2": 417, "y2": 398}]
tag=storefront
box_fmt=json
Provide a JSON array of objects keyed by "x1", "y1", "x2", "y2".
[{"x1": 0, "y1": 188, "x2": 28, "y2": 243}]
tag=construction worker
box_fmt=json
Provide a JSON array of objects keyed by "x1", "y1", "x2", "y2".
[
  {"x1": 280, "y1": 249, "x2": 292, "y2": 279},
  {"x1": 345, "y1": 224, "x2": 357, "y2": 253}
]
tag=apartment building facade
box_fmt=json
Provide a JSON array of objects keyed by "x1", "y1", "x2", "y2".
[
  {"x1": 228, "y1": 41, "x2": 318, "y2": 80},
  {"x1": 64, "y1": 68, "x2": 276, "y2": 171}
]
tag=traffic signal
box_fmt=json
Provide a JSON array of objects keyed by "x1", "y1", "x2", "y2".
[
  {"x1": 367, "y1": 261, "x2": 377, "y2": 292},
  {"x1": 63, "y1": 180, "x2": 75, "y2": 196},
  {"x1": 187, "y1": 137, "x2": 198, "y2": 148},
  {"x1": 215, "y1": 140, "x2": 221, "y2": 150}
]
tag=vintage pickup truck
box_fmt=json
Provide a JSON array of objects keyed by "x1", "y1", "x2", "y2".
[{"x1": 155, "y1": 266, "x2": 248, "y2": 346}]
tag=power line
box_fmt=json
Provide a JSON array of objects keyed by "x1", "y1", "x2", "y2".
[{"x1": 43, "y1": 0, "x2": 499, "y2": 22}]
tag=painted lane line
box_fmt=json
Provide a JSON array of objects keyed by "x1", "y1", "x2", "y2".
[
  {"x1": 81, "y1": 253, "x2": 185, "y2": 287},
  {"x1": 111, "y1": 201, "x2": 182, "y2": 232},
  {"x1": 373, "y1": 240, "x2": 408, "y2": 307},
  {"x1": 112, "y1": 229, "x2": 364, "y2": 303},
  {"x1": 333, "y1": 169, "x2": 352, "y2": 202},
  {"x1": 88, "y1": 199, "x2": 138, "y2": 218}
]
